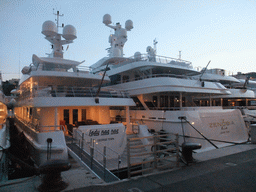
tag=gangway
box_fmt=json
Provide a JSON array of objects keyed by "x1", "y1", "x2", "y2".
[{"x1": 66, "y1": 138, "x2": 120, "y2": 183}]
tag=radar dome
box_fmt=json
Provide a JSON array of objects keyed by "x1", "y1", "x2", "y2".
[
  {"x1": 112, "y1": 48, "x2": 121, "y2": 57},
  {"x1": 125, "y1": 20, "x2": 133, "y2": 31},
  {"x1": 134, "y1": 52, "x2": 141, "y2": 60},
  {"x1": 146, "y1": 46, "x2": 153, "y2": 52},
  {"x1": 103, "y1": 14, "x2": 112, "y2": 25},
  {"x1": 62, "y1": 25, "x2": 77, "y2": 40},
  {"x1": 42, "y1": 20, "x2": 57, "y2": 37}
]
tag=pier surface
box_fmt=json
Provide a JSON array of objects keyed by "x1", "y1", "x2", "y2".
[{"x1": 1, "y1": 143, "x2": 256, "y2": 191}]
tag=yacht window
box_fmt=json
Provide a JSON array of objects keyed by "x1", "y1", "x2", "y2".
[
  {"x1": 213, "y1": 99, "x2": 221, "y2": 106},
  {"x1": 145, "y1": 101, "x2": 156, "y2": 109},
  {"x1": 199, "y1": 100, "x2": 208, "y2": 106},
  {"x1": 170, "y1": 96, "x2": 174, "y2": 107},
  {"x1": 82, "y1": 109, "x2": 86, "y2": 121},
  {"x1": 223, "y1": 99, "x2": 228, "y2": 106},
  {"x1": 153, "y1": 96, "x2": 158, "y2": 107},
  {"x1": 174, "y1": 96, "x2": 180, "y2": 107},
  {"x1": 29, "y1": 108, "x2": 32, "y2": 118},
  {"x1": 110, "y1": 74, "x2": 121, "y2": 85},
  {"x1": 73, "y1": 109, "x2": 78, "y2": 124},
  {"x1": 152, "y1": 68, "x2": 163, "y2": 75},
  {"x1": 250, "y1": 100, "x2": 256, "y2": 106},
  {"x1": 182, "y1": 97, "x2": 186, "y2": 107},
  {"x1": 122, "y1": 75, "x2": 129, "y2": 83},
  {"x1": 64, "y1": 109, "x2": 69, "y2": 124},
  {"x1": 160, "y1": 96, "x2": 168, "y2": 108},
  {"x1": 131, "y1": 97, "x2": 144, "y2": 110},
  {"x1": 135, "y1": 74, "x2": 141, "y2": 81}
]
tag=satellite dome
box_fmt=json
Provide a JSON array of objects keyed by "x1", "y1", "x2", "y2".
[
  {"x1": 112, "y1": 48, "x2": 121, "y2": 57},
  {"x1": 103, "y1": 14, "x2": 111, "y2": 25},
  {"x1": 62, "y1": 25, "x2": 77, "y2": 40},
  {"x1": 42, "y1": 20, "x2": 57, "y2": 37},
  {"x1": 134, "y1": 52, "x2": 141, "y2": 60},
  {"x1": 125, "y1": 20, "x2": 133, "y2": 31},
  {"x1": 146, "y1": 46, "x2": 153, "y2": 52}
]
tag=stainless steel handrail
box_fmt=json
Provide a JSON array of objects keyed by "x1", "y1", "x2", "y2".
[
  {"x1": 16, "y1": 85, "x2": 129, "y2": 100},
  {"x1": 110, "y1": 54, "x2": 192, "y2": 68}
]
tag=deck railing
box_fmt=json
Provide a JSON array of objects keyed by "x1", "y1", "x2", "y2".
[
  {"x1": 30, "y1": 62, "x2": 90, "y2": 73},
  {"x1": 109, "y1": 73, "x2": 198, "y2": 85},
  {"x1": 70, "y1": 129, "x2": 180, "y2": 180},
  {"x1": 15, "y1": 116, "x2": 64, "y2": 134},
  {"x1": 72, "y1": 129, "x2": 121, "y2": 181},
  {"x1": 109, "y1": 54, "x2": 193, "y2": 69},
  {"x1": 126, "y1": 133, "x2": 179, "y2": 178},
  {"x1": 17, "y1": 86, "x2": 129, "y2": 101}
]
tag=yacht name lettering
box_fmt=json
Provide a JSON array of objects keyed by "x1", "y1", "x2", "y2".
[
  {"x1": 111, "y1": 129, "x2": 119, "y2": 135},
  {"x1": 101, "y1": 130, "x2": 110, "y2": 135},
  {"x1": 89, "y1": 130, "x2": 100, "y2": 136},
  {"x1": 89, "y1": 129, "x2": 119, "y2": 137},
  {"x1": 209, "y1": 119, "x2": 234, "y2": 128}
]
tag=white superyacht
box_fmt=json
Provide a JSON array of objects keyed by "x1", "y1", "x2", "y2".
[
  {"x1": 90, "y1": 14, "x2": 248, "y2": 152},
  {"x1": 13, "y1": 13, "x2": 135, "y2": 167},
  {"x1": 194, "y1": 69, "x2": 256, "y2": 127}
]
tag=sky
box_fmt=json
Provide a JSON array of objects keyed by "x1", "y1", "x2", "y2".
[{"x1": 1, "y1": 0, "x2": 256, "y2": 81}]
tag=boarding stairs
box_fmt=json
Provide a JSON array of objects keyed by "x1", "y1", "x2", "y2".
[
  {"x1": 65, "y1": 130, "x2": 180, "y2": 180},
  {"x1": 65, "y1": 136, "x2": 120, "y2": 183}
]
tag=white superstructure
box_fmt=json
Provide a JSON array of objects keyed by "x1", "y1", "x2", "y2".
[
  {"x1": 13, "y1": 12, "x2": 135, "y2": 166},
  {"x1": 194, "y1": 69, "x2": 256, "y2": 127},
  {"x1": 90, "y1": 14, "x2": 249, "y2": 152}
]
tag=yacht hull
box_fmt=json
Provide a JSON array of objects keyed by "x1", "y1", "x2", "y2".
[
  {"x1": 131, "y1": 107, "x2": 248, "y2": 152},
  {"x1": 14, "y1": 118, "x2": 68, "y2": 166},
  {"x1": 74, "y1": 123, "x2": 127, "y2": 161}
]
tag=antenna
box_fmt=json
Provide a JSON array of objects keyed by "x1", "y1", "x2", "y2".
[
  {"x1": 103, "y1": 14, "x2": 133, "y2": 57},
  {"x1": 53, "y1": 9, "x2": 64, "y2": 33},
  {"x1": 42, "y1": 11, "x2": 77, "y2": 58},
  {"x1": 19, "y1": 39, "x2": 21, "y2": 79},
  {"x1": 153, "y1": 38, "x2": 158, "y2": 54},
  {"x1": 178, "y1": 51, "x2": 181, "y2": 60}
]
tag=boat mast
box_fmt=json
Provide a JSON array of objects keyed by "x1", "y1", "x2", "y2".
[
  {"x1": 153, "y1": 38, "x2": 158, "y2": 55},
  {"x1": 103, "y1": 14, "x2": 133, "y2": 57},
  {"x1": 42, "y1": 10, "x2": 77, "y2": 58},
  {"x1": 53, "y1": 9, "x2": 64, "y2": 33}
]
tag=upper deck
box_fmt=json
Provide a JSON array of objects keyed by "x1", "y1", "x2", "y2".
[{"x1": 91, "y1": 54, "x2": 199, "y2": 76}]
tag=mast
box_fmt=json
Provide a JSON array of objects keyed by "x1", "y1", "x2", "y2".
[
  {"x1": 41, "y1": 10, "x2": 77, "y2": 58},
  {"x1": 53, "y1": 10, "x2": 64, "y2": 33},
  {"x1": 153, "y1": 38, "x2": 158, "y2": 54},
  {"x1": 103, "y1": 14, "x2": 133, "y2": 57}
]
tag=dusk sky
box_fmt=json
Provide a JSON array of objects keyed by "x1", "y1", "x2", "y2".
[{"x1": 1, "y1": 0, "x2": 256, "y2": 81}]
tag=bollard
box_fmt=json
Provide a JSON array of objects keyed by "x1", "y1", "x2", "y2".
[
  {"x1": 250, "y1": 124, "x2": 256, "y2": 143},
  {"x1": 182, "y1": 142, "x2": 201, "y2": 163}
]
